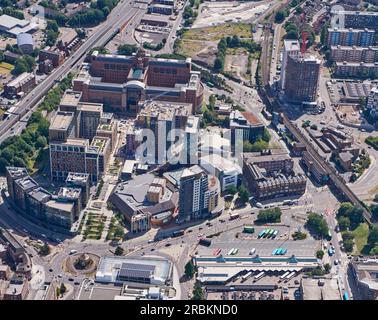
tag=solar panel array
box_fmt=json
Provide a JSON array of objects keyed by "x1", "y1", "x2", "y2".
[{"x1": 118, "y1": 263, "x2": 156, "y2": 280}]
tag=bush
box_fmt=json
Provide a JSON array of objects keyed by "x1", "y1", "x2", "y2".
[
  {"x1": 292, "y1": 231, "x2": 307, "y2": 240},
  {"x1": 257, "y1": 207, "x2": 282, "y2": 223}
]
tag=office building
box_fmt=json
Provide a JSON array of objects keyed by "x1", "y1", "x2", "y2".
[
  {"x1": 280, "y1": 40, "x2": 300, "y2": 90},
  {"x1": 135, "y1": 100, "x2": 193, "y2": 163},
  {"x1": 72, "y1": 49, "x2": 204, "y2": 113},
  {"x1": 284, "y1": 55, "x2": 320, "y2": 103},
  {"x1": 327, "y1": 28, "x2": 375, "y2": 47},
  {"x1": 79, "y1": 103, "x2": 102, "y2": 141},
  {"x1": 65, "y1": 172, "x2": 90, "y2": 205},
  {"x1": 199, "y1": 154, "x2": 241, "y2": 192},
  {"x1": 229, "y1": 110, "x2": 265, "y2": 151},
  {"x1": 49, "y1": 111, "x2": 76, "y2": 142}
]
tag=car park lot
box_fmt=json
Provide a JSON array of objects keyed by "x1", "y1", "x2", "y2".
[{"x1": 201, "y1": 226, "x2": 319, "y2": 257}]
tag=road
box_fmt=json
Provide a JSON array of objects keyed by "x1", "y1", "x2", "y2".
[{"x1": 0, "y1": 0, "x2": 144, "y2": 144}]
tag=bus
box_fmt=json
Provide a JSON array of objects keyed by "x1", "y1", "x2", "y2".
[
  {"x1": 285, "y1": 272, "x2": 296, "y2": 282},
  {"x1": 279, "y1": 271, "x2": 290, "y2": 281},
  {"x1": 258, "y1": 230, "x2": 266, "y2": 238},
  {"x1": 263, "y1": 229, "x2": 272, "y2": 238},
  {"x1": 281, "y1": 248, "x2": 287, "y2": 255},
  {"x1": 230, "y1": 213, "x2": 240, "y2": 220},
  {"x1": 272, "y1": 248, "x2": 279, "y2": 255},
  {"x1": 266, "y1": 229, "x2": 275, "y2": 238},
  {"x1": 272, "y1": 229, "x2": 279, "y2": 238},
  {"x1": 254, "y1": 271, "x2": 265, "y2": 281},
  {"x1": 232, "y1": 248, "x2": 239, "y2": 255},
  {"x1": 213, "y1": 248, "x2": 221, "y2": 256},
  {"x1": 241, "y1": 271, "x2": 253, "y2": 282},
  {"x1": 227, "y1": 248, "x2": 234, "y2": 255},
  {"x1": 244, "y1": 226, "x2": 255, "y2": 234},
  {"x1": 343, "y1": 292, "x2": 349, "y2": 300},
  {"x1": 275, "y1": 248, "x2": 283, "y2": 255}
]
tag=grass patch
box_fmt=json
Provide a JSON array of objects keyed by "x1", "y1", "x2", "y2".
[
  {"x1": 352, "y1": 223, "x2": 369, "y2": 254},
  {"x1": 0, "y1": 62, "x2": 14, "y2": 75},
  {"x1": 182, "y1": 23, "x2": 252, "y2": 41}
]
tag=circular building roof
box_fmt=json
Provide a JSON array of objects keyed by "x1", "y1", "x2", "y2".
[{"x1": 17, "y1": 33, "x2": 34, "y2": 47}]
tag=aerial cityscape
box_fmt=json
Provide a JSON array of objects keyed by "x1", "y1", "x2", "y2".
[{"x1": 1, "y1": 0, "x2": 378, "y2": 302}]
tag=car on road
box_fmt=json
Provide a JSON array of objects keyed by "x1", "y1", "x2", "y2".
[
  {"x1": 148, "y1": 239, "x2": 154, "y2": 244},
  {"x1": 49, "y1": 269, "x2": 53, "y2": 272},
  {"x1": 74, "y1": 282, "x2": 80, "y2": 285},
  {"x1": 68, "y1": 278, "x2": 74, "y2": 282},
  {"x1": 334, "y1": 259, "x2": 339, "y2": 265},
  {"x1": 165, "y1": 243, "x2": 171, "y2": 247}
]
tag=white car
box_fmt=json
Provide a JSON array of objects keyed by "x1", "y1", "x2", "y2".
[
  {"x1": 334, "y1": 259, "x2": 339, "y2": 265},
  {"x1": 249, "y1": 248, "x2": 256, "y2": 255}
]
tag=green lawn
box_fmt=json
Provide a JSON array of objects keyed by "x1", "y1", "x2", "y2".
[{"x1": 352, "y1": 223, "x2": 369, "y2": 254}]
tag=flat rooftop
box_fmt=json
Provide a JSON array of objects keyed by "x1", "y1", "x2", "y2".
[
  {"x1": 96, "y1": 256, "x2": 172, "y2": 284},
  {"x1": 28, "y1": 187, "x2": 51, "y2": 203},
  {"x1": 78, "y1": 102, "x2": 103, "y2": 113},
  {"x1": 45, "y1": 200, "x2": 74, "y2": 212},
  {"x1": 66, "y1": 172, "x2": 90, "y2": 184},
  {"x1": 60, "y1": 90, "x2": 82, "y2": 107},
  {"x1": 49, "y1": 111, "x2": 74, "y2": 131}
]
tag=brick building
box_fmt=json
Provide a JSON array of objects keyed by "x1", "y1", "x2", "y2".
[{"x1": 72, "y1": 49, "x2": 204, "y2": 114}]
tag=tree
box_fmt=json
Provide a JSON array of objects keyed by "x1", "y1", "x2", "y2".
[
  {"x1": 184, "y1": 259, "x2": 196, "y2": 279},
  {"x1": 371, "y1": 204, "x2": 378, "y2": 221},
  {"x1": 306, "y1": 212, "x2": 329, "y2": 238},
  {"x1": 368, "y1": 227, "x2": 378, "y2": 245},
  {"x1": 117, "y1": 44, "x2": 137, "y2": 56},
  {"x1": 338, "y1": 216, "x2": 350, "y2": 231},
  {"x1": 115, "y1": 246, "x2": 124, "y2": 256},
  {"x1": 225, "y1": 185, "x2": 237, "y2": 196},
  {"x1": 36, "y1": 136, "x2": 47, "y2": 148},
  {"x1": 238, "y1": 185, "x2": 250, "y2": 204},
  {"x1": 343, "y1": 239, "x2": 354, "y2": 253},
  {"x1": 274, "y1": 11, "x2": 286, "y2": 23},
  {"x1": 261, "y1": 127, "x2": 271, "y2": 143},
  {"x1": 285, "y1": 30, "x2": 299, "y2": 40},
  {"x1": 214, "y1": 58, "x2": 224, "y2": 72},
  {"x1": 59, "y1": 283, "x2": 67, "y2": 296},
  {"x1": 324, "y1": 263, "x2": 331, "y2": 274},
  {"x1": 316, "y1": 250, "x2": 324, "y2": 259},
  {"x1": 374, "y1": 194, "x2": 378, "y2": 203},
  {"x1": 192, "y1": 282, "x2": 204, "y2": 300},
  {"x1": 257, "y1": 207, "x2": 282, "y2": 223}
]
